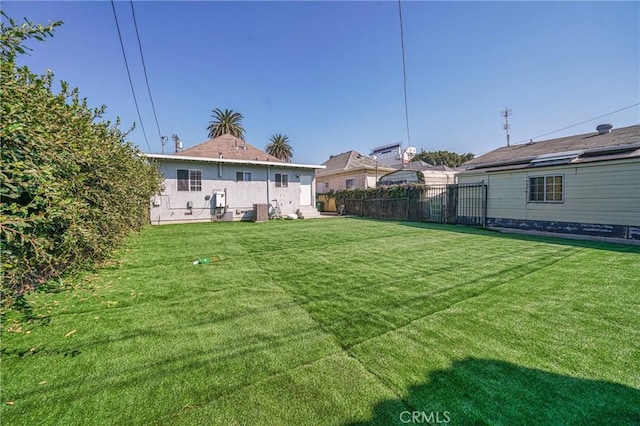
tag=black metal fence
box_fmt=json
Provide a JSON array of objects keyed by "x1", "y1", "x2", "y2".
[{"x1": 343, "y1": 183, "x2": 487, "y2": 226}]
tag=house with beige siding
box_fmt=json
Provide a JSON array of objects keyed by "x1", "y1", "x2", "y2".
[
  {"x1": 457, "y1": 124, "x2": 640, "y2": 240},
  {"x1": 316, "y1": 150, "x2": 395, "y2": 193},
  {"x1": 145, "y1": 134, "x2": 324, "y2": 224}
]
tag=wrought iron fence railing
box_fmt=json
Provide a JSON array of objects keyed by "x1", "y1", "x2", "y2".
[{"x1": 342, "y1": 183, "x2": 487, "y2": 226}]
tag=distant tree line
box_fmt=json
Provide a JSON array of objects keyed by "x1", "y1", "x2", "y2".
[
  {"x1": 414, "y1": 150, "x2": 474, "y2": 168},
  {"x1": 1, "y1": 13, "x2": 162, "y2": 308}
]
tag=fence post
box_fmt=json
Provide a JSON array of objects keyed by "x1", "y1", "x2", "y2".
[
  {"x1": 405, "y1": 190, "x2": 410, "y2": 221},
  {"x1": 446, "y1": 184, "x2": 458, "y2": 224},
  {"x1": 482, "y1": 183, "x2": 488, "y2": 228}
]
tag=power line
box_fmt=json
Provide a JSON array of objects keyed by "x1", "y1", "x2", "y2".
[
  {"x1": 129, "y1": 0, "x2": 163, "y2": 144},
  {"x1": 516, "y1": 103, "x2": 640, "y2": 144},
  {"x1": 398, "y1": 0, "x2": 411, "y2": 147},
  {"x1": 110, "y1": 0, "x2": 152, "y2": 153}
]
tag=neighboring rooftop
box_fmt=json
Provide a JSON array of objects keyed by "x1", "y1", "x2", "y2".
[
  {"x1": 391, "y1": 160, "x2": 457, "y2": 172},
  {"x1": 370, "y1": 142, "x2": 402, "y2": 156},
  {"x1": 463, "y1": 124, "x2": 640, "y2": 171},
  {"x1": 317, "y1": 150, "x2": 395, "y2": 176},
  {"x1": 176, "y1": 133, "x2": 283, "y2": 163}
]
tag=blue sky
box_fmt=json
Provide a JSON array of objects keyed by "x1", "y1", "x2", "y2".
[{"x1": 4, "y1": 1, "x2": 639, "y2": 164}]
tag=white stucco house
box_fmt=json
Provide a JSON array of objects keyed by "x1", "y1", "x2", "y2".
[{"x1": 144, "y1": 134, "x2": 325, "y2": 224}]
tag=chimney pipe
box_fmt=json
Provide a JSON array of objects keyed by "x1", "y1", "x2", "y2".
[{"x1": 596, "y1": 124, "x2": 613, "y2": 135}]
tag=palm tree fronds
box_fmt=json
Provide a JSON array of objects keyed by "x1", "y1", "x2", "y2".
[
  {"x1": 266, "y1": 133, "x2": 293, "y2": 162},
  {"x1": 207, "y1": 108, "x2": 245, "y2": 140}
]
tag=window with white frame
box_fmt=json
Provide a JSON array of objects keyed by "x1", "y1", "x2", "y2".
[
  {"x1": 528, "y1": 175, "x2": 563, "y2": 202},
  {"x1": 236, "y1": 171, "x2": 252, "y2": 182},
  {"x1": 346, "y1": 178, "x2": 355, "y2": 189},
  {"x1": 177, "y1": 169, "x2": 202, "y2": 191},
  {"x1": 275, "y1": 173, "x2": 288, "y2": 188}
]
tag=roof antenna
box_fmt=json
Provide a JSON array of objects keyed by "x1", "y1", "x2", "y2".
[
  {"x1": 172, "y1": 134, "x2": 182, "y2": 153},
  {"x1": 160, "y1": 135, "x2": 167, "y2": 154},
  {"x1": 501, "y1": 107, "x2": 512, "y2": 146}
]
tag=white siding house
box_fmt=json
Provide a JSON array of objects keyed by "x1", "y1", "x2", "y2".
[
  {"x1": 458, "y1": 124, "x2": 640, "y2": 241},
  {"x1": 145, "y1": 134, "x2": 324, "y2": 224}
]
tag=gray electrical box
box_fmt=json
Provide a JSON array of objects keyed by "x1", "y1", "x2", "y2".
[{"x1": 213, "y1": 191, "x2": 225, "y2": 208}]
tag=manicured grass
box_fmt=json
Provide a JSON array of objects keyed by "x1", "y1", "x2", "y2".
[{"x1": 2, "y1": 218, "x2": 639, "y2": 425}]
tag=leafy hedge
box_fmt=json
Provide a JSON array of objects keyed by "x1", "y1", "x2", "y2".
[
  {"x1": 335, "y1": 184, "x2": 427, "y2": 202},
  {"x1": 1, "y1": 14, "x2": 162, "y2": 306}
]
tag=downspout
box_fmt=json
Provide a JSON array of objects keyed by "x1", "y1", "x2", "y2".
[
  {"x1": 266, "y1": 165, "x2": 271, "y2": 205},
  {"x1": 311, "y1": 172, "x2": 316, "y2": 208}
]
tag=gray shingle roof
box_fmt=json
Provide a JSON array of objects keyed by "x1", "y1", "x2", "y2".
[
  {"x1": 317, "y1": 150, "x2": 395, "y2": 176},
  {"x1": 464, "y1": 124, "x2": 640, "y2": 171},
  {"x1": 390, "y1": 161, "x2": 457, "y2": 172}
]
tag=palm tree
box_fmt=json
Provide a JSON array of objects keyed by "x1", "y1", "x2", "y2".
[
  {"x1": 265, "y1": 134, "x2": 294, "y2": 162},
  {"x1": 207, "y1": 108, "x2": 245, "y2": 140}
]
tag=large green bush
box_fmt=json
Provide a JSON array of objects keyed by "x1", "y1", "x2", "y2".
[
  {"x1": 1, "y1": 14, "x2": 162, "y2": 306},
  {"x1": 335, "y1": 184, "x2": 426, "y2": 202}
]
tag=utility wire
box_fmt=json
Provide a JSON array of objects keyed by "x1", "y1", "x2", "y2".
[
  {"x1": 398, "y1": 0, "x2": 411, "y2": 147},
  {"x1": 516, "y1": 103, "x2": 640, "y2": 144},
  {"x1": 110, "y1": 0, "x2": 152, "y2": 153},
  {"x1": 130, "y1": 0, "x2": 163, "y2": 143}
]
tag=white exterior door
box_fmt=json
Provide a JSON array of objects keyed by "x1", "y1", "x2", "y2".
[{"x1": 300, "y1": 175, "x2": 312, "y2": 206}]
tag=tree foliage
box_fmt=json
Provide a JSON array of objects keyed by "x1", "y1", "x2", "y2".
[
  {"x1": 0, "y1": 12, "x2": 61, "y2": 62},
  {"x1": 265, "y1": 133, "x2": 294, "y2": 162},
  {"x1": 1, "y1": 14, "x2": 163, "y2": 307},
  {"x1": 414, "y1": 150, "x2": 474, "y2": 168},
  {"x1": 207, "y1": 108, "x2": 245, "y2": 140}
]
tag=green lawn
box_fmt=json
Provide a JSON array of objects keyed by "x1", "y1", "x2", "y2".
[{"x1": 2, "y1": 218, "x2": 639, "y2": 425}]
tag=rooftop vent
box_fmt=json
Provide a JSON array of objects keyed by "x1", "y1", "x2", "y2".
[{"x1": 596, "y1": 124, "x2": 613, "y2": 135}]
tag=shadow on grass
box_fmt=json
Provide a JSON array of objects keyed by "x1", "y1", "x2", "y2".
[
  {"x1": 349, "y1": 357, "x2": 640, "y2": 425},
  {"x1": 349, "y1": 217, "x2": 640, "y2": 254}
]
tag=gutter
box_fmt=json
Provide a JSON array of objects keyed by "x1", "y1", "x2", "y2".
[{"x1": 144, "y1": 153, "x2": 325, "y2": 170}]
